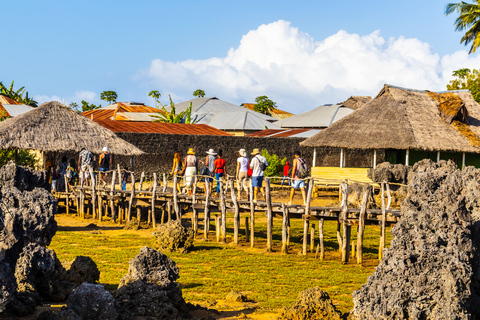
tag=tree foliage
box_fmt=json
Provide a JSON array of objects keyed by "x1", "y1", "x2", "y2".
[
  {"x1": 100, "y1": 91, "x2": 118, "y2": 105},
  {"x1": 150, "y1": 96, "x2": 196, "y2": 124},
  {"x1": 445, "y1": 1, "x2": 480, "y2": 54},
  {"x1": 253, "y1": 95, "x2": 277, "y2": 116},
  {"x1": 0, "y1": 81, "x2": 38, "y2": 107},
  {"x1": 261, "y1": 149, "x2": 286, "y2": 177},
  {"x1": 148, "y1": 90, "x2": 162, "y2": 108},
  {"x1": 447, "y1": 68, "x2": 480, "y2": 102},
  {"x1": 193, "y1": 89, "x2": 205, "y2": 98},
  {"x1": 81, "y1": 100, "x2": 101, "y2": 112}
]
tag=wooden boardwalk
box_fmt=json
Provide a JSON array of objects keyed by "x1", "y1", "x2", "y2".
[{"x1": 53, "y1": 166, "x2": 401, "y2": 264}]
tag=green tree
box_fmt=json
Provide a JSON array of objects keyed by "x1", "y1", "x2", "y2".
[
  {"x1": 193, "y1": 89, "x2": 205, "y2": 98},
  {"x1": 81, "y1": 100, "x2": 101, "y2": 112},
  {"x1": 447, "y1": 68, "x2": 480, "y2": 102},
  {"x1": 148, "y1": 90, "x2": 162, "y2": 108},
  {"x1": 261, "y1": 149, "x2": 286, "y2": 177},
  {"x1": 445, "y1": 1, "x2": 480, "y2": 54},
  {"x1": 150, "y1": 96, "x2": 196, "y2": 123},
  {"x1": 253, "y1": 95, "x2": 277, "y2": 116},
  {"x1": 0, "y1": 81, "x2": 38, "y2": 107},
  {"x1": 69, "y1": 102, "x2": 79, "y2": 110},
  {"x1": 100, "y1": 91, "x2": 118, "y2": 105}
]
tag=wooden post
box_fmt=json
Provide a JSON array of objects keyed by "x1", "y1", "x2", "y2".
[
  {"x1": 313, "y1": 147, "x2": 317, "y2": 167},
  {"x1": 98, "y1": 193, "x2": 103, "y2": 221},
  {"x1": 137, "y1": 207, "x2": 141, "y2": 222},
  {"x1": 173, "y1": 175, "x2": 179, "y2": 220},
  {"x1": 379, "y1": 182, "x2": 386, "y2": 260},
  {"x1": 373, "y1": 149, "x2": 377, "y2": 168},
  {"x1": 89, "y1": 167, "x2": 96, "y2": 220},
  {"x1": 167, "y1": 201, "x2": 172, "y2": 222},
  {"x1": 310, "y1": 223, "x2": 315, "y2": 253},
  {"x1": 319, "y1": 219, "x2": 325, "y2": 260},
  {"x1": 302, "y1": 217, "x2": 309, "y2": 255},
  {"x1": 117, "y1": 164, "x2": 122, "y2": 188},
  {"x1": 204, "y1": 179, "x2": 210, "y2": 239},
  {"x1": 127, "y1": 173, "x2": 135, "y2": 222},
  {"x1": 249, "y1": 179, "x2": 255, "y2": 248},
  {"x1": 357, "y1": 187, "x2": 369, "y2": 264},
  {"x1": 230, "y1": 179, "x2": 240, "y2": 244},
  {"x1": 437, "y1": 151, "x2": 441, "y2": 163},
  {"x1": 110, "y1": 171, "x2": 116, "y2": 222},
  {"x1": 340, "y1": 148, "x2": 344, "y2": 168},
  {"x1": 341, "y1": 181, "x2": 349, "y2": 263},
  {"x1": 463, "y1": 152, "x2": 466, "y2": 168},
  {"x1": 386, "y1": 183, "x2": 392, "y2": 210},
  {"x1": 138, "y1": 172, "x2": 145, "y2": 192},
  {"x1": 245, "y1": 217, "x2": 250, "y2": 240},
  {"x1": 336, "y1": 220, "x2": 343, "y2": 252},
  {"x1": 163, "y1": 173, "x2": 167, "y2": 193},
  {"x1": 351, "y1": 239, "x2": 356, "y2": 258},
  {"x1": 215, "y1": 215, "x2": 221, "y2": 243},
  {"x1": 406, "y1": 149, "x2": 410, "y2": 166},
  {"x1": 265, "y1": 178, "x2": 273, "y2": 252},
  {"x1": 192, "y1": 176, "x2": 198, "y2": 234},
  {"x1": 220, "y1": 179, "x2": 226, "y2": 243},
  {"x1": 346, "y1": 224, "x2": 351, "y2": 262},
  {"x1": 281, "y1": 203, "x2": 288, "y2": 254},
  {"x1": 305, "y1": 179, "x2": 313, "y2": 215},
  {"x1": 287, "y1": 214, "x2": 291, "y2": 246}
]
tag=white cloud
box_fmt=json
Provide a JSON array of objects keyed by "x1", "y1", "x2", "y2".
[
  {"x1": 74, "y1": 90, "x2": 96, "y2": 102},
  {"x1": 34, "y1": 90, "x2": 97, "y2": 107},
  {"x1": 139, "y1": 20, "x2": 480, "y2": 113},
  {"x1": 34, "y1": 95, "x2": 65, "y2": 105}
]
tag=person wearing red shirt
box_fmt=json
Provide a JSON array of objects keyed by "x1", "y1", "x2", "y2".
[
  {"x1": 214, "y1": 151, "x2": 227, "y2": 194},
  {"x1": 281, "y1": 161, "x2": 290, "y2": 186}
]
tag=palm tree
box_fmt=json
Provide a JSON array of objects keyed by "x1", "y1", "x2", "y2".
[
  {"x1": 148, "y1": 90, "x2": 162, "y2": 108},
  {"x1": 446, "y1": 1, "x2": 480, "y2": 53},
  {"x1": 0, "y1": 81, "x2": 38, "y2": 107},
  {"x1": 150, "y1": 95, "x2": 185, "y2": 123}
]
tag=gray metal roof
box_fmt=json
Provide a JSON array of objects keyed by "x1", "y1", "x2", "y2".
[
  {"x1": 275, "y1": 104, "x2": 354, "y2": 129},
  {"x1": 174, "y1": 97, "x2": 280, "y2": 131},
  {"x1": 2, "y1": 104, "x2": 34, "y2": 117}
]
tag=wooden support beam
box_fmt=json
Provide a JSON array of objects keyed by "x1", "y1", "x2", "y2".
[
  {"x1": 313, "y1": 147, "x2": 317, "y2": 167},
  {"x1": 138, "y1": 172, "x2": 145, "y2": 192},
  {"x1": 230, "y1": 179, "x2": 240, "y2": 244},
  {"x1": 281, "y1": 203, "x2": 288, "y2": 254},
  {"x1": 319, "y1": 219, "x2": 325, "y2": 260},
  {"x1": 137, "y1": 207, "x2": 141, "y2": 222},
  {"x1": 220, "y1": 179, "x2": 226, "y2": 243},
  {"x1": 379, "y1": 182, "x2": 386, "y2": 260},
  {"x1": 245, "y1": 216, "x2": 249, "y2": 240},
  {"x1": 302, "y1": 217, "x2": 309, "y2": 255},
  {"x1": 265, "y1": 178, "x2": 273, "y2": 252},
  {"x1": 110, "y1": 171, "x2": 116, "y2": 222},
  {"x1": 249, "y1": 179, "x2": 255, "y2": 248},
  {"x1": 192, "y1": 176, "x2": 198, "y2": 234},
  {"x1": 437, "y1": 151, "x2": 441, "y2": 163},
  {"x1": 386, "y1": 183, "x2": 392, "y2": 210},
  {"x1": 204, "y1": 179, "x2": 210, "y2": 240},
  {"x1": 310, "y1": 223, "x2": 315, "y2": 253},
  {"x1": 89, "y1": 167, "x2": 96, "y2": 220},
  {"x1": 341, "y1": 181, "x2": 349, "y2": 263},
  {"x1": 463, "y1": 152, "x2": 466, "y2": 168},
  {"x1": 117, "y1": 164, "x2": 122, "y2": 188},
  {"x1": 373, "y1": 149, "x2": 377, "y2": 168},
  {"x1": 215, "y1": 215, "x2": 221, "y2": 243},
  {"x1": 406, "y1": 149, "x2": 410, "y2": 166},
  {"x1": 173, "y1": 175, "x2": 179, "y2": 220},
  {"x1": 127, "y1": 173, "x2": 135, "y2": 222},
  {"x1": 163, "y1": 173, "x2": 167, "y2": 193},
  {"x1": 357, "y1": 187, "x2": 369, "y2": 264}
]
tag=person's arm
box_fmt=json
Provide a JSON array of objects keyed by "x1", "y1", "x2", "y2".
[
  {"x1": 98, "y1": 153, "x2": 103, "y2": 165},
  {"x1": 250, "y1": 157, "x2": 255, "y2": 169},
  {"x1": 291, "y1": 159, "x2": 297, "y2": 179}
]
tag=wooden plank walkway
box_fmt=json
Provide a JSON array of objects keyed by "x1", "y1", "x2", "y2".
[{"x1": 53, "y1": 167, "x2": 401, "y2": 264}]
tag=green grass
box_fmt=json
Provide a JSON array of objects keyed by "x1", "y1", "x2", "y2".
[{"x1": 49, "y1": 213, "x2": 392, "y2": 314}]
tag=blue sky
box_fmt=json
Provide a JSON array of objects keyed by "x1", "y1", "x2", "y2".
[{"x1": 2, "y1": 0, "x2": 480, "y2": 113}]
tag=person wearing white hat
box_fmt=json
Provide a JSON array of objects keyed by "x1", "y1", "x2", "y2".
[
  {"x1": 236, "y1": 148, "x2": 249, "y2": 200},
  {"x1": 98, "y1": 146, "x2": 112, "y2": 188},
  {"x1": 203, "y1": 149, "x2": 217, "y2": 193},
  {"x1": 249, "y1": 148, "x2": 268, "y2": 202}
]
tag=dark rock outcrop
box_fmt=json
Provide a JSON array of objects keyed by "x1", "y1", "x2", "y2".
[
  {"x1": 279, "y1": 287, "x2": 343, "y2": 320},
  {"x1": 62, "y1": 256, "x2": 100, "y2": 286},
  {"x1": 66, "y1": 283, "x2": 119, "y2": 320},
  {"x1": 37, "y1": 307, "x2": 82, "y2": 320},
  {"x1": 226, "y1": 291, "x2": 248, "y2": 302},
  {"x1": 352, "y1": 160, "x2": 480, "y2": 319},
  {"x1": 0, "y1": 261, "x2": 17, "y2": 313},
  {"x1": 368, "y1": 162, "x2": 410, "y2": 186},
  {"x1": 114, "y1": 246, "x2": 188, "y2": 319},
  {"x1": 153, "y1": 220, "x2": 194, "y2": 253}
]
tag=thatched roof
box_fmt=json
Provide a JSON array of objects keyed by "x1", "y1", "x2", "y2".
[
  {"x1": 301, "y1": 84, "x2": 480, "y2": 153},
  {"x1": 340, "y1": 96, "x2": 372, "y2": 110},
  {"x1": 0, "y1": 101, "x2": 143, "y2": 155}
]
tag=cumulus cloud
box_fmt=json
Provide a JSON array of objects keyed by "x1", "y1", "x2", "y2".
[
  {"x1": 34, "y1": 95, "x2": 65, "y2": 105},
  {"x1": 139, "y1": 20, "x2": 480, "y2": 113},
  {"x1": 34, "y1": 90, "x2": 97, "y2": 107}
]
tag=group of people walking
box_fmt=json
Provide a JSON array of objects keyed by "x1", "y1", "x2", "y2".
[{"x1": 170, "y1": 147, "x2": 309, "y2": 204}]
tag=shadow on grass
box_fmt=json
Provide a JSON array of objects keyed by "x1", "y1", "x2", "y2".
[
  {"x1": 180, "y1": 282, "x2": 203, "y2": 289},
  {"x1": 190, "y1": 244, "x2": 223, "y2": 252},
  {"x1": 57, "y1": 225, "x2": 125, "y2": 232}
]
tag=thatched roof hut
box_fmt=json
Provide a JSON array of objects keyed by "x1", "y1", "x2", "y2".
[
  {"x1": 0, "y1": 101, "x2": 143, "y2": 155},
  {"x1": 301, "y1": 84, "x2": 480, "y2": 154}
]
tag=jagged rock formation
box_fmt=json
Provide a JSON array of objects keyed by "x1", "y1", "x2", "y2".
[
  {"x1": 153, "y1": 220, "x2": 194, "y2": 253},
  {"x1": 62, "y1": 256, "x2": 100, "y2": 286},
  {"x1": 352, "y1": 160, "x2": 480, "y2": 319},
  {"x1": 114, "y1": 246, "x2": 188, "y2": 319},
  {"x1": 368, "y1": 162, "x2": 410, "y2": 186},
  {"x1": 278, "y1": 287, "x2": 343, "y2": 320},
  {"x1": 66, "y1": 283, "x2": 119, "y2": 320}
]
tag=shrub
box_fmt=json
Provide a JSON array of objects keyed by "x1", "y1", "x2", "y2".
[{"x1": 261, "y1": 149, "x2": 286, "y2": 177}]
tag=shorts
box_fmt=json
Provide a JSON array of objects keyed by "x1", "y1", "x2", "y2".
[
  {"x1": 291, "y1": 179, "x2": 305, "y2": 189},
  {"x1": 99, "y1": 167, "x2": 109, "y2": 172},
  {"x1": 80, "y1": 164, "x2": 91, "y2": 180},
  {"x1": 252, "y1": 176, "x2": 264, "y2": 188}
]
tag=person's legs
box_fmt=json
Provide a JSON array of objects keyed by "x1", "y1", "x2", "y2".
[
  {"x1": 215, "y1": 173, "x2": 221, "y2": 194},
  {"x1": 288, "y1": 187, "x2": 296, "y2": 205},
  {"x1": 301, "y1": 187, "x2": 306, "y2": 205}
]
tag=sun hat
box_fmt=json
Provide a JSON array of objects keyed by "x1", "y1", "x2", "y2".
[
  {"x1": 251, "y1": 148, "x2": 260, "y2": 155},
  {"x1": 187, "y1": 148, "x2": 195, "y2": 155},
  {"x1": 102, "y1": 147, "x2": 108, "y2": 152},
  {"x1": 239, "y1": 148, "x2": 247, "y2": 157},
  {"x1": 206, "y1": 148, "x2": 217, "y2": 155}
]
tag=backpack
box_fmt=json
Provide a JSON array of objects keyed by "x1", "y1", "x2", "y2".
[
  {"x1": 256, "y1": 156, "x2": 267, "y2": 171},
  {"x1": 296, "y1": 158, "x2": 309, "y2": 179}
]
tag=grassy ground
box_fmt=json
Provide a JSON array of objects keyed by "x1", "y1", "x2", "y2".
[{"x1": 49, "y1": 211, "x2": 392, "y2": 316}]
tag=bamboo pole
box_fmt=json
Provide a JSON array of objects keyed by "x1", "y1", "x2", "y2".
[
  {"x1": 204, "y1": 179, "x2": 210, "y2": 239},
  {"x1": 230, "y1": 179, "x2": 240, "y2": 244},
  {"x1": 89, "y1": 167, "x2": 96, "y2": 220},
  {"x1": 220, "y1": 179, "x2": 226, "y2": 243},
  {"x1": 281, "y1": 203, "x2": 288, "y2": 254},
  {"x1": 249, "y1": 179, "x2": 255, "y2": 248},
  {"x1": 379, "y1": 182, "x2": 386, "y2": 260},
  {"x1": 151, "y1": 173, "x2": 157, "y2": 229},
  {"x1": 357, "y1": 187, "x2": 369, "y2": 264},
  {"x1": 98, "y1": 193, "x2": 103, "y2": 221},
  {"x1": 110, "y1": 171, "x2": 116, "y2": 222},
  {"x1": 319, "y1": 219, "x2": 325, "y2": 260},
  {"x1": 192, "y1": 176, "x2": 198, "y2": 234},
  {"x1": 127, "y1": 173, "x2": 135, "y2": 222},
  {"x1": 265, "y1": 178, "x2": 273, "y2": 252},
  {"x1": 310, "y1": 223, "x2": 315, "y2": 253}
]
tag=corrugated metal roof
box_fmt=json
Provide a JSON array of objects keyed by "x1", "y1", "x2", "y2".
[
  {"x1": 1, "y1": 104, "x2": 34, "y2": 117},
  {"x1": 247, "y1": 128, "x2": 321, "y2": 138},
  {"x1": 0, "y1": 95, "x2": 22, "y2": 105},
  {"x1": 116, "y1": 112, "x2": 159, "y2": 121},
  {"x1": 275, "y1": 104, "x2": 354, "y2": 128},
  {"x1": 94, "y1": 120, "x2": 231, "y2": 135},
  {"x1": 174, "y1": 97, "x2": 279, "y2": 131},
  {"x1": 241, "y1": 103, "x2": 294, "y2": 120}
]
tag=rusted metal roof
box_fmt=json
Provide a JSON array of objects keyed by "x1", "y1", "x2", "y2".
[
  {"x1": 94, "y1": 120, "x2": 231, "y2": 135},
  {"x1": 247, "y1": 128, "x2": 320, "y2": 138},
  {"x1": 0, "y1": 95, "x2": 22, "y2": 105}
]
